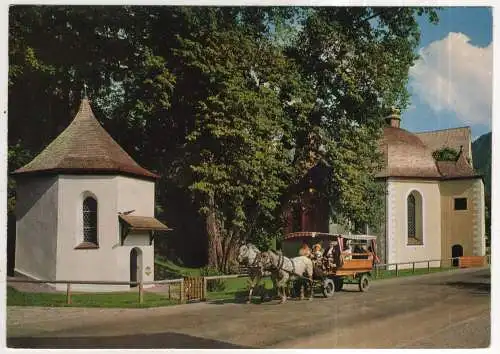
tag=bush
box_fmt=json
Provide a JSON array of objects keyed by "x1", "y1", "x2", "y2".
[{"x1": 200, "y1": 267, "x2": 226, "y2": 292}]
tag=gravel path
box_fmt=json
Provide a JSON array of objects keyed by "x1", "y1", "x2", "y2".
[{"x1": 6, "y1": 267, "x2": 491, "y2": 349}]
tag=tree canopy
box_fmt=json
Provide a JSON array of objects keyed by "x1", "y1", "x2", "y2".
[{"x1": 8, "y1": 5, "x2": 439, "y2": 271}]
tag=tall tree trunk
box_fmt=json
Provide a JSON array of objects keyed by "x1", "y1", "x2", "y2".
[
  {"x1": 206, "y1": 196, "x2": 224, "y2": 270},
  {"x1": 206, "y1": 194, "x2": 223, "y2": 269},
  {"x1": 222, "y1": 232, "x2": 239, "y2": 273}
]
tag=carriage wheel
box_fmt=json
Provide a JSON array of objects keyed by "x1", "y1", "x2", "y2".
[
  {"x1": 322, "y1": 278, "x2": 335, "y2": 298},
  {"x1": 334, "y1": 278, "x2": 344, "y2": 291},
  {"x1": 359, "y1": 274, "x2": 370, "y2": 292}
]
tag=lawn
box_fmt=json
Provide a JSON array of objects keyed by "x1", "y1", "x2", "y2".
[
  {"x1": 7, "y1": 286, "x2": 177, "y2": 308},
  {"x1": 372, "y1": 266, "x2": 454, "y2": 280},
  {"x1": 7, "y1": 263, "x2": 459, "y2": 308},
  {"x1": 205, "y1": 266, "x2": 456, "y2": 299},
  {"x1": 154, "y1": 258, "x2": 202, "y2": 278},
  {"x1": 206, "y1": 277, "x2": 275, "y2": 300}
]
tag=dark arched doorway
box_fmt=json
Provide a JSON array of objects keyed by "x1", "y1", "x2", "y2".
[
  {"x1": 452, "y1": 244, "x2": 463, "y2": 267},
  {"x1": 130, "y1": 248, "x2": 142, "y2": 287}
]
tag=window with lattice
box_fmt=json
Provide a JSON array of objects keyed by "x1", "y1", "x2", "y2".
[
  {"x1": 407, "y1": 191, "x2": 423, "y2": 246},
  {"x1": 407, "y1": 194, "x2": 416, "y2": 238},
  {"x1": 83, "y1": 197, "x2": 98, "y2": 244}
]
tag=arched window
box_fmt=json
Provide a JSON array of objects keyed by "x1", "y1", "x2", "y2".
[
  {"x1": 83, "y1": 197, "x2": 98, "y2": 244},
  {"x1": 407, "y1": 194, "x2": 416, "y2": 238},
  {"x1": 407, "y1": 191, "x2": 423, "y2": 245}
]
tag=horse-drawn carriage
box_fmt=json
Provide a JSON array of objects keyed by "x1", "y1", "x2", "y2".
[
  {"x1": 282, "y1": 232, "x2": 378, "y2": 297},
  {"x1": 237, "y1": 232, "x2": 379, "y2": 303}
]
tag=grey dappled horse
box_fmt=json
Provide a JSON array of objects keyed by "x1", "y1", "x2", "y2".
[
  {"x1": 260, "y1": 250, "x2": 314, "y2": 304},
  {"x1": 237, "y1": 243, "x2": 278, "y2": 303}
]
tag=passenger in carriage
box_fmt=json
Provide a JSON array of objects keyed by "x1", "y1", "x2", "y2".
[
  {"x1": 343, "y1": 240, "x2": 353, "y2": 260},
  {"x1": 352, "y1": 244, "x2": 364, "y2": 259},
  {"x1": 312, "y1": 243, "x2": 323, "y2": 259},
  {"x1": 298, "y1": 242, "x2": 311, "y2": 257},
  {"x1": 325, "y1": 240, "x2": 337, "y2": 258},
  {"x1": 325, "y1": 240, "x2": 339, "y2": 268}
]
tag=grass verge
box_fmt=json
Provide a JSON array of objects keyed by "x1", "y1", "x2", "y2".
[
  {"x1": 7, "y1": 286, "x2": 178, "y2": 308},
  {"x1": 7, "y1": 266, "x2": 457, "y2": 308},
  {"x1": 372, "y1": 266, "x2": 454, "y2": 280},
  {"x1": 154, "y1": 258, "x2": 201, "y2": 278}
]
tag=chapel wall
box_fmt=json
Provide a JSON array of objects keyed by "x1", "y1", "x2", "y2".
[
  {"x1": 439, "y1": 178, "x2": 484, "y2": 260},
  {"x1": 15, "y1": 176, "x2": 59, "y2": 280},
  {"x1": 386, "y1": 179, "x2": 441, "y2": 268}
]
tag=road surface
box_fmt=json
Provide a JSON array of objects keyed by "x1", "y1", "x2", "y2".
[{"x1": 7, "y1": 267, "x2": 491, "y2": 349}]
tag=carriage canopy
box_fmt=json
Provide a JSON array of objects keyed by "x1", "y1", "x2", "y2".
[{"x1": 283, "y1": 232, "x2": 377, "y2": 241}]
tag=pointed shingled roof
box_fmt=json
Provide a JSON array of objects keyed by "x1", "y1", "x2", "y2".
[{"x1": 12, "y1": 98, "x2": 159, "y2": 180}]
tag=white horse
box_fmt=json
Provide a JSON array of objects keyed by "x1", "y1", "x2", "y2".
[
  {"x1": 237, "y1": 243, "x2": 278, "y2": 303},
  {"x1": 260, "y1": 250, "x2": 314, "y2": 304}
]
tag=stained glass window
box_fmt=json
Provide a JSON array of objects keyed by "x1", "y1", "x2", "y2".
[
  {"x1": 83, "y1": 197, "x2": 98, "y2": 244},
  {"x1": 407, "y1": 194, "x2": 416, "y2": 238}
]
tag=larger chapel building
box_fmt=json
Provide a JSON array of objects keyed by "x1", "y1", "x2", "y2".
[{"x1": 286, "y1": 110, "x2": 486, "y2": 268}]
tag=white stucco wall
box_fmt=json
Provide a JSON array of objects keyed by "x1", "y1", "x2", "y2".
[
  {"x1": 117, "y1": 176, "x2": 156, "y2": 286},
  {"x1": 15, "y1": 176, "x2": 59, "y2": 280},
  {"x1": 55, "y1": 175, "x2": 156, "y2": 292},
  {"x1": 386, "y1": 179, "x2": 442, "y2": 269}
]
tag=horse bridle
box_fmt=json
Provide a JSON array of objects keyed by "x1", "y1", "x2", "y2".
[{"x1": 247, "y1": 249, "x2": 266, "y2": 271}]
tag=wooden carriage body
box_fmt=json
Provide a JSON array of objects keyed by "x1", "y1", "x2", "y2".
[{"x1": 282, "y1": 232, "x2": 378, "y2": 295}]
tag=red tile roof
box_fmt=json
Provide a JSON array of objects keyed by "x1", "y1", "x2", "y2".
[
  {"x1": 377, "y1": 126, "x2": 481, "y2": 180},
  {"x1": 436, "y1": 149, "x2": 480, "y2": 179},
  {"x1": 12, "y1": 98, "x2": 159, "y2": 180},
  {"x1": 415, "y1": 127, "x2": 472, "y2": 162},
  {"x1": 377, "y1": 127, "x2": 441, "y2": 178}
]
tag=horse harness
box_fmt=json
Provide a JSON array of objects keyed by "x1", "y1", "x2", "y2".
[{"x1": 274, "y1": 252, "x2": 298, "y2": 278}]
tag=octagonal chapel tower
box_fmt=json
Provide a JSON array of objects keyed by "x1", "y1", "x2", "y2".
[{"x1": 12, "y1": 98, "x2": 170, "y2": 292}]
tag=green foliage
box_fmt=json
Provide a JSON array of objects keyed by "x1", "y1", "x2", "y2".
[
  {"x1": 8, "y1": 6, "x2": 439, "y2": 269},
  {"x1": 7, "y1": 143, "x2": 33, "y2": 213},
  {"x1": 432, "y1": 147, "x2": 460, "y2": 161},
  {"x1": 472, "y1": 132, "x2": 491, "y2": 195}
]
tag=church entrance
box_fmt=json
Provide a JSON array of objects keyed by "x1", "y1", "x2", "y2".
[
  {"x1": 451, "y1": 244, "x2": 463, "y2": 267},
  {"x1": 130, "y1": 247, "x2": 143, "y2": 287}
]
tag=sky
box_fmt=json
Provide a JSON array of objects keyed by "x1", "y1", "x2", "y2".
[{"x1": 402, "y1": 7, "x2": 493, "y2": 142}]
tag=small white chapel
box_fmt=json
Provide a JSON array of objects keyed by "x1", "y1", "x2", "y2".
[{"x1": 12, "y1": 97, "x2": 170, "y2": 292}]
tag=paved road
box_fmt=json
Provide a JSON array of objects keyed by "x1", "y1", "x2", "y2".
[{"x1": 7, "y1": 268, "x2": 491, "y2": 349}]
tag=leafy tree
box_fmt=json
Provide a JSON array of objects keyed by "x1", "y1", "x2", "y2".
[
  {"x1": 281, "y1": 8, "x2": 439, "y2": 232},
  {"x1": 8, "y1": 6, "x2": 439, "y2": 271},
  {"x1": 172, "y1": 30, "x2": 313, "y2": 271}
]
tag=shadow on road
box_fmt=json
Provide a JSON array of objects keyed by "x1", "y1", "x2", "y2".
[
  {"x1": 7, "y1": 332, "x2": 253, "y2": 349},
  {"x1": 444, "y1": 281, "x2": 490, "y2": 294},
  {"x1": 477, "y1": 273, "x2": 491, "y2": 279}
]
